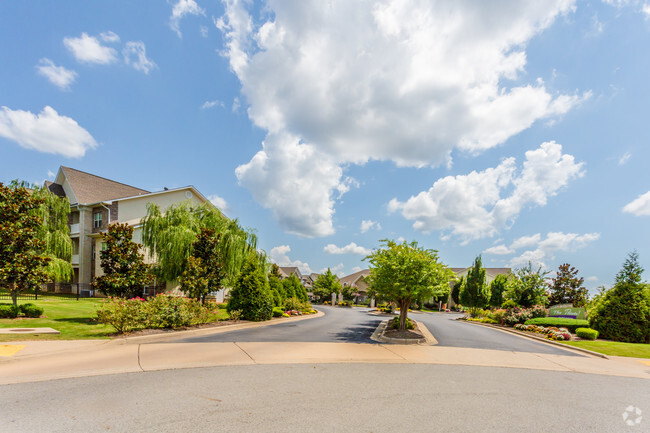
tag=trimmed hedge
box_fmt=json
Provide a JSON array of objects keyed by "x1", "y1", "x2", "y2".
[
  {"x1": 272, "y1": 307, "x2": 284, "y2": 317},
  {"x1": 0, "y1": 304, "x2": 19, "y2": 318},
  {"x1": 576, "y1": 327, "x2": 599, "y2": 340},
  {"x1": 524, "y1": 317, "x2": 589, "y2": 332},
  {"x1": 19, "y1": 303, "x2": 44, "y2": 318}
]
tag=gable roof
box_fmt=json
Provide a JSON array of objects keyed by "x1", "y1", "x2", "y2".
[
  {"x1": 279, "y1": 266, "x2": 302, "y2": 279},
  {"x1": 59, "y1": 166, "x2": 150, "y2": 205},
  {"x1": 339, "y1": 269, "x2": 370, "y2": 286},
  {"x1": 44, "y1": 180, "x2": 66, "y2": 198}
]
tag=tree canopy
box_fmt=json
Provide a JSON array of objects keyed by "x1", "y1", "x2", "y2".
[
  {"x1": 91, "y1": 223, "x2": 153, "y2": 298},
  {"x1": 365, "y1": 239, "x2": 454, "y2": 330},
  {"x1": 141, "y1": 202, "x2": 257, "y2": 286},
  {"x1": 504, "y1": 262, "x2": 549, "y2": 307},
  {"x1": 460, "y1": 256, "x2": 490, "y2": 309},
  {"x1": 227, "y1": 252, "x2": 273, "y2": 321},
  {"x1": 179, "y1": 228, "x2": 226, "y2": 303},
  {"x1": 312, "y1": 268, "x2": 341, "y2": 303},
  {"x1": 548, "y1": 263, "x2": 588, "y2": 307},
  {"x1": 488, "y1": 274, "x2": 508, "y2": 308}
]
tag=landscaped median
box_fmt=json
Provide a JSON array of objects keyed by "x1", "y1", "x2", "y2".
[{"x1": 370, "y1": 316, "x2": 437, "y2": 345}]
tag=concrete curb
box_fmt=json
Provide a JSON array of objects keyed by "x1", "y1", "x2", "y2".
[
  {"x1": 370, "y1": 319, "x2": 437, "y2": 345},
  {"x1": 461, "y1": 320, "x2": 608, "y2": 359},
  {"x1": 113, "y1": 310, "x2": 325, "y2": 344}
]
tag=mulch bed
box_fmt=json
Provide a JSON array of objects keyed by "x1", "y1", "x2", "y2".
[
  {"x1": 117, "y1": 320, "x2": 243, "y2": 338},
  {"x1": 383, "y1": 322, "x2": 425, "y2": 340}
]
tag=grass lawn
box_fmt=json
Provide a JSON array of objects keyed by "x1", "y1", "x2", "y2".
[
  {"x1": 0, "y1": 297, "x2": 230, "y2": 341},
  {"x1": 560, "y1": 340, "x2": 650, "y2": 359}
]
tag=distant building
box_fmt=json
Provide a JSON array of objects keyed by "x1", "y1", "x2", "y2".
[
  {"x1": 446, "y1": 267, "x2": 511, "y2": 308},
  {"x1": 44, "y1": 166, "x2": 212, "y2": 293},
  {"x1": 339, "y1": 269, "x2": 371, "y2": 303}
]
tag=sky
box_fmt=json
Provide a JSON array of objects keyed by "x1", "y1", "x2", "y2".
[{"x1": 1, "y1": 0, "x2": 649, "y2": 292}]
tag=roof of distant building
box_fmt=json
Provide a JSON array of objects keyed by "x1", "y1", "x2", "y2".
[{"x1": 58, "y1": 166, "x2": 150, "y2": 204}]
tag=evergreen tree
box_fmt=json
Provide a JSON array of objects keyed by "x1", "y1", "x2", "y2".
[
  {"x1": 0, "y1": 183, "x2": 50, "y2": 306},
  {"x1": 227, "y1": 252, "x2": 273, "y2": 321},
  {"x1": 451, "y1": 276, "x2": 463, "y2": 305},
  {"x1": 589, "y1": 252, "x2": 650, "y2": 343},
  {"x1": 268, "y1": 264, "x2": 284, "y2": 307},
  {"x1": 92, "y1": 223, "x2": 153, "y2": 298},
  {"x1": 282, "y1": 273, "x2": 307, "y2": 301},
  {"x1": 460, "y1": 256, "x2": 490, "y2": 308},
  {"x1": 548, "y1": 263, "x2": 588, "y2": 307},
  {"x1": 179, "y1": 228, "x2": 225, "y2": 303},
  {"x1": 504, "y1": 262, "x2": 549, "y2": 307},
  {"x1": 489, "y1": 274, "x2": 508, "y2": 308}
]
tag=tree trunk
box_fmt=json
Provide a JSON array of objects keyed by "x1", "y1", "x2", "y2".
[
  {"x1": 10, "y1": 283, "x2": 18, "y2": 307},
  {"x1": 399, "y1": 299, "x2": 410, "y2": 331}
]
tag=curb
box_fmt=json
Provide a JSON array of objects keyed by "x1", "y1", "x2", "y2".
[
  {"x1": 461, "y1": 320, "x2": 608, "y2": 359},
  {"x1": 113, "y1": 309, "x2": 325, "y2": 344},
  {"x1": 370, "y1": 319, "x2": 437, "y2": 345}
]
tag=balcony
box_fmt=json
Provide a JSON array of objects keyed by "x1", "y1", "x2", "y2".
[
  {"x1": 71, "y1": 254, "x2": 79, "y2": 265},
  {"x1": 70, "y1": 223, "x2": 80, "y2": 235}
]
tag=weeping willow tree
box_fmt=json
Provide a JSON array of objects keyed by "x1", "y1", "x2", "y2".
[
  {"x1": 11, "y1": 181, "x2": 73, "y2": 283},
  {"x1": 141, "y1": 201, "x2": 257, "y2": 288}
]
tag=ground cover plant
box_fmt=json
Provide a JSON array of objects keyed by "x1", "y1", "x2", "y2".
[
  {"x1": 0, "y1": 297, "x2": 113, "y2": 341},
  {"x1": 514, "y1": 324, "x2": 571, "y2": 341}
]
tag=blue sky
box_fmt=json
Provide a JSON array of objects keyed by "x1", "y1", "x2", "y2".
[{"x1": 1, "y1": 0, "x2": 649, "y2": 291}]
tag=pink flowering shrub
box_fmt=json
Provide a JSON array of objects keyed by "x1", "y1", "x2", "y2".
[{"x1": 514, "y1": 324, "x2": 571, "y2": 341}]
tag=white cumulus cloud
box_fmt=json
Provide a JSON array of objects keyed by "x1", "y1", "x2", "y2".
[
  {"x1": 217, "y1": 0, "x2": 586, "y2": 237},
  {"x1": 122, "y1": 41, "x2": 157, "y2": 74},
  {"x1": 201, "y1": 100, "x2": 223, "y2": 110},
  {"x1": 269, "y1": 245, "x2": 311, "y2": 274},
  {"x1": 324, "y1": 242, "x2": 371, "y2": 255},
  {"x1": 64, "y1": 32, "x2": 118, "y2": 64},
  {"x1": 623, "y1": 191, "x2": 650, "y2": 216},
  {"x1": 208, "y1": 194, "x2": 229, "y2": 212},
  {"x1": 360, "y1": 220, "x2": 382, "y2": 233},
  {"x1": 0, "y1": 106, "x2": 97, "y2": 158},
  {"x1": 170, "y1": 0, "x2": 205, "y2": 38},
  {"x1": 36, "y1": 58, "x2": 77, "y2": 90},
  {"x1": 503, "y1": 232, "x2": 600, "y2": 268},
  {"x1": 390, "y1": 142, "x2": 584, "y2": 241}
]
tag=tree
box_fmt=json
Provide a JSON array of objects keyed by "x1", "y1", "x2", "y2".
[
  {"x1": 0, "y1": 183, "x2": 50, "y2": 306},
  {"x1": 282, "y1": 273, "x2": 307, "y2": 302},
  {"x1": 268, "y1": 264, "x2": 284, "y2": 307},
  {"x1": 589, "y1": 252, "x2": 650, "y2": 343},
  {"x1": 451, "y1": 276, "x2": 463, "y2": 305},
  {"x1": 365, "y1": 239, "x2": 454, "y2": 331},
  {"x1": 227, "y1": 252, "x2": 273, "y2": 321},
  {"x1": 312, "y1": 268, "x2": 341, "y2": 303},
  {"x1": 141, "y1": 202, "x2": 256, "y2": 287},
  {"x1": 504, "y1": 262, "x2": 549, "y2": 308},
  {"x1": 179, "y1": 228, "x2": 225, "y2": 303},
  {"x1": 548, "y1": 263, "x2": 588, "y2": 307},
  {"x1": 460, "y1": 256, "x2": 490, "y2": 308},
  {"x1": 489, "y1": 274, "x2": 508, "y2": 308},
  {"x1": 341, "y1": 284, "x2": 356, "y2": 302},
  {"x1": 91, "y1": 223, "x2": 153, "y2": 298}
]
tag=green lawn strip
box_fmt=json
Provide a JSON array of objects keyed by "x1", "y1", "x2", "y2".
[
  {"x1": 0, "y1": 298, "x2": 231, "y2": 341},
  {"x1": 560, "y1": 340, "x2": 650, "y2": 359}
]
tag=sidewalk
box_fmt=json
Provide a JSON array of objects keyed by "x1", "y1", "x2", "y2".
[{"x1": 1, "y1": 338, "x2": 649, "y2": 385}]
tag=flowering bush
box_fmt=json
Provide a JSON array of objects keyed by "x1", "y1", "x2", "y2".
[
  {"x1": 530, "y1": 305, "x2": 548, "y2": 319},
  {"x1": 514, "y1": 324, "x2": 571, "y2": 341},
  {"x1": 97, "y1": 295, "x2": 216, "y2": 333},
  {"x1": 487, "y1": 309, "x2": 506, "y2": 324},
  {"x1": 503, "y1": 308, "x2": 533, "y2": 326}
]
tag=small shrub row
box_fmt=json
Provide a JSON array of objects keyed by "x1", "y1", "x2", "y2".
[
  {"x1": 272, "y1": 307, "x2": 284, "y2": 317},
  {"x1": 96, "y1": 295, "x2": 217, "y2": 333},
  {"x1": 391, "y1": 316, "x2": 415, "y2": 330},
  {"x1": 576, "y1": 327, "x2": 599, "y2": 340},
  {"x1": 337, "y1": 300, "x2": 352, "y2": 307},
  {"x1": 514, "y1": 324, "x2": 572, "y2": 341},
  {"x1": 524, "y1": 317, "x2": 589, "y2": 333},
  {"x1": 0, "y1": 303, "x2": 44, "y2": 318}
]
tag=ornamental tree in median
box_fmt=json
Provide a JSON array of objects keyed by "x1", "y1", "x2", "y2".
[
  {"x1": 0, "y1": 183, "x2": 50, "y2": 306},
  {"x1": 92, "y1": 223, "x2": 153, "y2": 298},
  {"x1": 365, "y1": 239, "x2": 454, "y2": 331},
  {"x1": 548, "y1": 263, "x2": 588, "y2": 307},
  {"x1": 460, "y1": 255, "x2": 490, "y2": 309},
  {"x1": 312, "y1": 268, "x2": 341, "y2": 303}
]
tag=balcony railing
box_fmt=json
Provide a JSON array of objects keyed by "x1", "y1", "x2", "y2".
[
  {"x1": 71, "y1": 254, "x2": 79, "y2": 265},
  {"x1": 70, "y1": 223, "x2": 80, "y2": 234}
]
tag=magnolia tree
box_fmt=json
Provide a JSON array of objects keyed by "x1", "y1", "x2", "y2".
[{"x1": 365, "y1": 240, "x2": 454, "y2": 331}]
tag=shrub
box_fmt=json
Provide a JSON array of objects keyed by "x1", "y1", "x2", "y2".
[
  {"x1": 530, "y1": 305, "x2": 548, "y2": 319},
  {"x1": 503, "y1": 308, "x2": 533, "y2": 326},
  {"x1": 0, "y1": 304, "x2": 19, "y2": 319},
  {"x1": 338, "y1": 300, "x2": 351, "y2": 307},
  {"x1": 468, "y1": 307, "x2": 488, "y2": 318},
  {"x1": 284, "y1": 297, "x2": 309, "y2": 311},
  {"x1": 272, "y1": 307, "x2": 284, "y2": 318},
  {"x1": 488, "y1": 309, "x2": 506, "y2": 325},
  {"x1": 501, "y1": 299, "x2": 518, "y2": 309},
  {"x1": 391, "y1": 316, "x2": 415, "y2": 330},
  {"x1": 228, "y1": 254, "x2": 274, "y2": 322},
  {"x1": 229, "y1": 309, "x2": 242, "y2": 321},
  {"x1": 576, "y1": 327, "x2": 599, "y2": 340},
  {"x1": 514, "y1": 323, "x2": 571, "y2": 341},
  {"x1": 96, "y1": 298, "x2": 146, "y2": 333},
  {"x1": 19, "y1": 303, "x2": 44, "y2": 318},
  {"x1": 524, "y1": 317, "x2": 589, "y2": 333}
]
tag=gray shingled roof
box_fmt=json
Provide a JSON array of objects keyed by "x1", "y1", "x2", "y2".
[{"x1": 60, "y1": 166, "x2": 150, "y2": 204}]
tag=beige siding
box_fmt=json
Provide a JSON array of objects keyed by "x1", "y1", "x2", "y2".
[{"x1": 117, "y1": 189, "x2": 204, "y2": 223}]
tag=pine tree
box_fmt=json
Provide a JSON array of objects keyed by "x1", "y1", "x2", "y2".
[
  {"x1": 227, "y1": 253, "x2": 273, "y2": 321},
  {"x1": 460, "y1": 256, "x2": 490, "y2": 308}
]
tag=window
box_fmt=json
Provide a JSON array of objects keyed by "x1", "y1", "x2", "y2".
[{"x1": 93, "y1": 211, "x2": 103, "y2": 228}]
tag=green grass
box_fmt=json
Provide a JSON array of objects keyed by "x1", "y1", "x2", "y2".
[
  {"x1": 0, "y1": 298, "x2": 112, "y2": 341},
  {"x1": 560, "y1": 340, "x2": 650, "y2": 359},
  {"x1": 0, "y1": 297, "x2": 231, "y2": 341}
]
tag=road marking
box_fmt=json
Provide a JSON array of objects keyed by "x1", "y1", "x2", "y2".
[
  {"x1": 0, "y1": 345, "x2": 26, "y2": 357},
  {"x1": 639, "y1": 360, "x2": 650, "y2": 366}
]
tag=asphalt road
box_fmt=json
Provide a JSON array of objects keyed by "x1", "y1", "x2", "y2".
[
  {"x1": 171, "y1": 306, "x2": 580, "y2": 356},
  {"x1": 2, "y1": 363, "x2": 647, "y2": 432}
]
